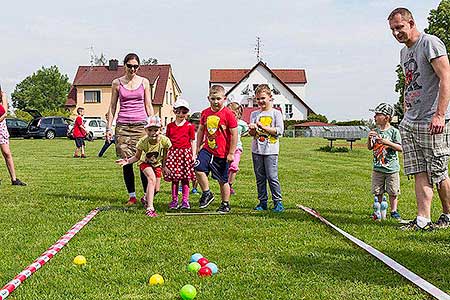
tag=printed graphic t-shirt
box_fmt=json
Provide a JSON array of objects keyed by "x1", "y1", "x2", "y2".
[
  {"x1": 250, "y1": 109, "x2": 284, "y2": 155},
  {"x1": 372, "y1": 126, "x2": 401, "y2": 174},
  {"x1": 200, "y1": 107, "x2": 237, "y2": 158},
  {"x1": 136, "y1": 135, "x2": 172, "y2": 167},
  {"x1": 400, "y1": 33, "x2": 449, "y2": 122}
]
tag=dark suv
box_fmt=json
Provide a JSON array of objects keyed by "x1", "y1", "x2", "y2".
[{"x1": 24, "y1": 109, "x2": 72, "y2": 139}]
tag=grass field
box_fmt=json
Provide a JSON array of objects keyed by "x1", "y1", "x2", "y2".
[{"x1": 0, "y1": 137, "x2": 449, "y2": 299}]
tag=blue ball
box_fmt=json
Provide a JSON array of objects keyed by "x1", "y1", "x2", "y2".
[
  {"x1": 205, "y1": 262, "x2": 218, "y2": 274},
  {"x1": 190, "y1": 253, "x2": 203, "y2": 263}
]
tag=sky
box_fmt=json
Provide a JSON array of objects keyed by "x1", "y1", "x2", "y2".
[{"x1": 0, "y1": 0, "x2": 443, "y2": 121}]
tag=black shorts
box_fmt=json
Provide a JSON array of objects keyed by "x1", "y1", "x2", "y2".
[
  {"x1": 194, "y1": 149, "x2": 228, "y2": 183},
  {"x1": 75, "y1": 137, "x2": 85, "y2": 148}
]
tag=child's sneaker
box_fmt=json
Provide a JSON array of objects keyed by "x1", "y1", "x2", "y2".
[
  {"x1": 73, "y1": 154, "x2": 80, "y2": 158},
  {"x1": 390, "y1": 211, "x2": 401, "y2": 220},
  {"x1": 125, "y1": 197, "x2": 137, "y2": 207},
  {"x1": 180, "y1": 201, "x2": 190, "y2": 209},
  {"x1": 254, "y1": 203, "x2": 268, "y2": 211},
  {"x1": 217, "y1": 201, "x2": 230, "y2": 214},
  {"x1": 199, "y1": 192, "x2": 215, "y2": 209},
  {"x1": 434, "y1": 214, "x2": 450, "y2": 229},
  {"x1": 11, "y1": 178, "x2": 27, "y2": 186},
  {"x1": 230, "y1": 186, "x2": 236, "y2": 195},
  {"x1": 169, "y1": 200, "x2": 179, "y2": 210},
  {"x1": 145, "y1": 209, "x2": 158, "y2": 217},
  {"x1": 400, "y1": 218, "x2": 434, "y2": 231},
  {"x1": 191, "y1": 188, "x2": 199, "y2": 194},
  {"x1": 272, "y1": 201, "x2": 285, "y2": 213},
  {"x1": 81, "y1": 154, "x2": 87, "y2": 158}
]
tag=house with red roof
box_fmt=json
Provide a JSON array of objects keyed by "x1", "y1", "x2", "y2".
[
  {"x1": 65, "y1": 60, "x2": 181, "y2": 126},
  {"x1": 210, "y1": 61, "x2": 315, "y2": 123}
]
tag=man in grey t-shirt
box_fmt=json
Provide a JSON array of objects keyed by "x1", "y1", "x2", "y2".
[{"x1": 388, "y1": 7, "x2": 450, "y2": 231}]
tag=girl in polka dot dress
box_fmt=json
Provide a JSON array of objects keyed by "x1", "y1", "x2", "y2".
[{"x1": 164, "y1": 99, "x2": 196, "y2": 209}]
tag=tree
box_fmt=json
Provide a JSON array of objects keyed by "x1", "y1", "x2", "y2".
[
  {"x1": 394, "y1": 0, "x2": 450, "y2": 122},
  {"x1": 306, "y1": 113, "x2": 328, "y2": 123},
  {"x1": 11, "y1": 66, "x2": 71, "y2": 111},
  {"x1": 142, "y1": 58, "x2": 159, "y2": 65}
]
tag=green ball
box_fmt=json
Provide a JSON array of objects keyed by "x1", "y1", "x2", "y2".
[
  {"x1": 187, "y1": 262, "x2": 201, "y2": 273},
  {"x1": 180, "y1": 284, "x2": 197, "y2": 300}
]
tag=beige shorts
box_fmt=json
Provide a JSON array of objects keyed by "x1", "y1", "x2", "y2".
[
  {"x1": 115, "y1": 123, "x2": 146, "y2": 159},
  {"x1": 371, "y1": 171, "x2": 400, "y2": 196}
]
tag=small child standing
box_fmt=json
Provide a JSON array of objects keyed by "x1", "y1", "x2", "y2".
[
  {"x1": 73, "y1": 107, "x2": 87, "y2": 158},
  {"x1": 367, "y1": 103, "x2": 402, "y2": 221},
  {"x1": 226, "y1": 102, "x2": 248, "y2": 195},
  {"x1": 195, "y1": 85, "x2": 238, "y2": 213},
  {"x1": 165, "y1": 99, "x2": 196, "y2": 209},
  {"x1": 249, "y1": 84, "x2": 284, "y2": 212},
  {"x1": 116, "y1": 116, "x2": 171, "y2": 217}
]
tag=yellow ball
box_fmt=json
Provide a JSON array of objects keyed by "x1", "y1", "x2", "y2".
[
  {"x1": 73, "y1": 255, "x2": 87, "y2": 266},
  {"x1": 149, "y1": 274, "x2": 164, "y2": 286}
]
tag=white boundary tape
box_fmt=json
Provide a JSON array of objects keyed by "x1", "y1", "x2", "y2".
[
  {"x1": 0, "y1": 209, "x2": 99, "y2": 300},
  {"x1": 298, "y1": 205, "x2": 450, "y2": 300}
]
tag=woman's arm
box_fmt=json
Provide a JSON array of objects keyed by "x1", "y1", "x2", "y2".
[
  {"x1": 106, "y1": 79, "x2": 120, "y2": 141},
  {"x1": 143, "y1": 78, "x2": 154, "y2": 116}
]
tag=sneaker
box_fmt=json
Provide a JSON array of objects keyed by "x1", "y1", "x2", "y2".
[
  {"x1": 169, "y1": 200, "x2": 179, "y2": 210},
  {"x1": 254, "y1": 203, "x2": 268, "y2": 211},
  {"x1": 141, "y1": 196, "x2": 147, "y2": 209},
  {"x1": 145, "y1": 209, "x2": 158, "y2": 217},
  {"x1": 125, "y1": 197, "x2": 137, "y2": 207},
  {"x1": 81, "y1": 154, "x2": 87, "y2": 158},
  {"x1": 73, "y1": 154, "x2": 80, "y2": 158},
  {"x1": 191, "y1": 188, "x2": 199, "y2": 194},
  {"x1": 217, "y1": 201, "x2": 230, "y2": 213},
  {"x1": 390, "y1": 211, "x2": 402, "y2": 220},
  {"x1": 435, "y1": 214, "x2": 450, "y2": 229},
  {"x1": 11, "y1": 179, "x2": 27, "y2": 186},
  {"x1": 400, "y1": 218, "x2": 434, "y2": 231},
  {"x1": 272, "y1": 201, "x2": 285, "y2": 213},
  {"x1": 180, "y1": 201, "x2": 191, "y2": 209},
  {"x1": 199, "y1": 192, "x2": 215, "y2": 209},
  {"x1": 230, "y1": 187, "x2": 236, "y2": 195}
]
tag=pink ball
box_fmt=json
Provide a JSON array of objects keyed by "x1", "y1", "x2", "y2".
[{"x1": 197, "y1": 257, "x2": 209, "y2": 266}]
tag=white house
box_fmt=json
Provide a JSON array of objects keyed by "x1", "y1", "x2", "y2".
[{"x1": 209, "y1": 61, "x2": 315, "y2": 122}]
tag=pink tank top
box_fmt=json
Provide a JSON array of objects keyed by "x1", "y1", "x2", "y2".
[{"x1": 117, "y1": 79, "x2": 147, "y2": 124}]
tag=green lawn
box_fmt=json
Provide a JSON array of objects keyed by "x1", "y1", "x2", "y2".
[{"x1": 0, "y1": 137, "x2": 449, "y2": 299}]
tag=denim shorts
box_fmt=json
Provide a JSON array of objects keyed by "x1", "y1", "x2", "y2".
[{"x1": 194, "y1": 149, "x2": 228, "y2": 183}]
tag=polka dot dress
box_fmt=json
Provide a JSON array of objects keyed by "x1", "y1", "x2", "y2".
[{"x1": 164, "y1": 148, "x2": 195, "y2": 182}]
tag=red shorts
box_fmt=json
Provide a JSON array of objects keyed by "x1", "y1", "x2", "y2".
[{"x1": 139, "y1": 163, "x2": 162, "y2": 178}]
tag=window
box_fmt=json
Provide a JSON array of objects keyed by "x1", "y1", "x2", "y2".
[
  {"x1": 166, "y1": 92, "x2": 169, "y2": 104},
  {"x1": 165, "y1": 117, "x2": 168, "y2": 126},
  {"x1": 169, "y1": 92, "x2": 172, "y2": 105},
  {"x1": 53, "y1": 118, "x2": 64, "y2": 125},
  {"x1": 84, "y1": 91, "x2": 101, "y2": 103},
  {"x1": 89, "y1": 120, "x2": 97, "y2": 127},
  {"x1": 41, "y1": 118, "x2": 52, "y2": 125},
  {"x1": 273, "y1": 104, "x2": 281, "y2": 109},
  {"x1": 285, "y1": 104, "x2": 293, "y2": 119},
  {"x1": 18, "y1": 120, "x2": 28, "y2": 127}
]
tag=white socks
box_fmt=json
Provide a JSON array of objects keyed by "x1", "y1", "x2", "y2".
[
  {"x1": 129, "y1": 192, "x2": 136, "y2": 198},
  {"x1": 416, "y1": 216, "x2": 431, "y2": 228}
]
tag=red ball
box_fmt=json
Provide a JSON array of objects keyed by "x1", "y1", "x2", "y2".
[
  {"x1": 198, "y1": 266, "x2": 212, "y2": 277},
  {"x1": 197, "y1": 257, "x2": 209, "y2": 266}
]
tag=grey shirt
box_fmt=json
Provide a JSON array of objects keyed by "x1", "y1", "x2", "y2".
[
  {"x1": 250, "y1": 109, "x2": 284, "y2": 155},
  {"x1": 400, "y1": 33, "x2": 448, "y2": 122}
]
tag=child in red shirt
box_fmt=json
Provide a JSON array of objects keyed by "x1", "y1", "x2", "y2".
[
  {"x1": 165, "y1": 99, "x2": 196, "y2": 209},
  {"x1": 73, "y1": 107, "x2": 87, "y2": 158},
  {"x1": 195, "y1": 85, "x2": 238, "y2": 213}
]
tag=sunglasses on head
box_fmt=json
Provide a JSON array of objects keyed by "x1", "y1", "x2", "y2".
[
  {"x1": 126, "y1": 63, "x2": 139, "y2": 70},
  {"x1": 174, "y1": 108, "x2": 189, "y2": 114}
]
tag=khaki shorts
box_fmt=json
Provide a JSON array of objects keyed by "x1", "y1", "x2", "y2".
[
  {"x1": 371, "y1": 171, "x2": 400, "y2": 196},
  {"x1": 399, "y1": 119, "x2": 450, "y2": 185},
  {"x1": 115, "y1": 123, "x2": 146, "y2": 159}
]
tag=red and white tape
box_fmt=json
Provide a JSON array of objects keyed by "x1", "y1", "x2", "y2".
[
  {"x1": 0, "y1": 209, "x2": 99, "y2": 300},
  {"x1": 298, "y1": 205, "x2": 450, "y2": 300}
]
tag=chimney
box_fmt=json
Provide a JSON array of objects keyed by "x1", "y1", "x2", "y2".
[{"x1": 108, "y1": 59, "x2": 118, "y2": 71}]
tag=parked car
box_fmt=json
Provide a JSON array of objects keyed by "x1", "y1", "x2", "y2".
[
  {"x1": 6, "y1": 118, "x2": 29, "y2": 138},
  {"x1": 67, "y1": 117, "x2": 106, "y2": 140},
  {"x1": 24, "y1": 109, "x2": 72, "y2": 139}
]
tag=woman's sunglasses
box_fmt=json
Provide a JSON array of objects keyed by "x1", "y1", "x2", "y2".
[{"x1": 126, "y1": 64, "x2": 139, "y2": 70}]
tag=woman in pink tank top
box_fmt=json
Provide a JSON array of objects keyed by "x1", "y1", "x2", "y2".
[{"x1": 106, "y1": 53, "x2": 154, "y2": 206}]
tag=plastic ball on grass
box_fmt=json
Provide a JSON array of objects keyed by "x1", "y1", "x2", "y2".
[
  {"x1": 197, "y1": 257, "x2": 209, "y2": 266},
  {"x1": 73, "y1": 255, "x2": 87, "y2": 266},
  {"x1": 205, "y1": 262, "x2": 218, "y2": 274},
  {"x1": 180, "y1": 284, "x2": 197, "y2": 300},
  {"x1": 198, "y1": 266, "x2": 212, "y2": 277},
  {"x1": 187, "y1": 262, "x2": 201, "y2": 273},
  {"x1": 190, "y1": 253, "x2": 203, "y2": 263},
  {"x1": 149, "y1": 274, "x2": 164, "y2": 285}
]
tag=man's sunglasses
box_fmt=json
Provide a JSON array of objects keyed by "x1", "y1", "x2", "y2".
[
  {"x1": 174, "y1": 108, "x2": 189, "y2": 114},
  {"x1": 126, "y1": 64, "x2": 139, "y2": 70}
]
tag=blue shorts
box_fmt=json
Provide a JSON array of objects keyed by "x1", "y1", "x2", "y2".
[{"x1": 194, "y1": 149, "x2": 229, "y2": 183}]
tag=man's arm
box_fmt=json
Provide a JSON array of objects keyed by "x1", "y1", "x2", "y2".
[{"x1": 429, "y1": 55, "x2": 450, "y2": 134}]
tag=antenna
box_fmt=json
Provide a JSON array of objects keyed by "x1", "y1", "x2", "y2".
[
  {"x1": 86, "y1": 46, "x2": 95, "y2": 66},
  {"x1": 254, "y1": 36, "x2": 263, "y2": 62}
]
